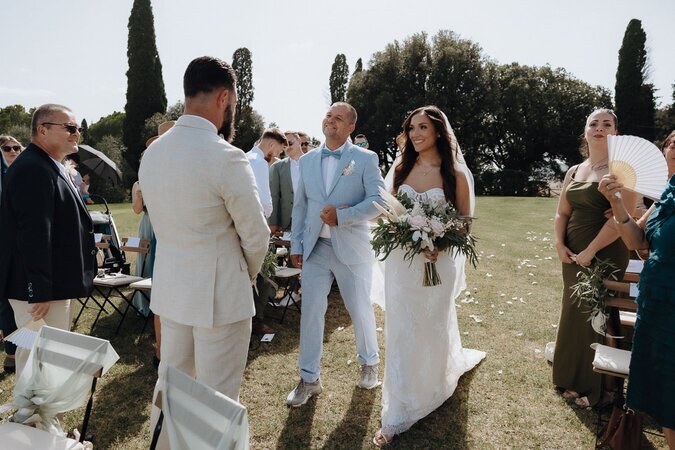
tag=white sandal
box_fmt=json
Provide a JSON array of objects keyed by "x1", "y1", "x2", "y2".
[{"x1": 372, "y1": 430, "x2": 394, "y2": 447}]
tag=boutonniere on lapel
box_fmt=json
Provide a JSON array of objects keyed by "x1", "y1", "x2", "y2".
[{"x1": 342, "y1": 160, "x2": 356, "y2": 176}]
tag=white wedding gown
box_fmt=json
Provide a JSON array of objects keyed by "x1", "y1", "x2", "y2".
[{"x1": 379, "y1": 184, "x2": 486, "y2": 436}]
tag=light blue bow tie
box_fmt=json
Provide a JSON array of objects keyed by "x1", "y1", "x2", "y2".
[{"x1": 321, "y1": 148, "x2": 342, "y2": 159}]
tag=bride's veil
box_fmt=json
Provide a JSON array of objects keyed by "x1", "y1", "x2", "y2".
[{"x1": 371, "y1": 110, "x2": 476, "y2": 308}]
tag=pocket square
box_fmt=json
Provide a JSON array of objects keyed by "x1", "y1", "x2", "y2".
[{"x1": 342, "y1": 160, "x2": 356, "y2": 176}]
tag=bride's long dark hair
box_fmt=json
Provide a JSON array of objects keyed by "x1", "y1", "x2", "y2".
[{"x1": 393, "y1": 105, "x2": 458, "y2": 205}]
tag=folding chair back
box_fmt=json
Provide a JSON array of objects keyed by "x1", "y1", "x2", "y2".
[
  {"x1": 94, "y1": 234, "x2": 111, "y2": 269},
  {"x1": 120, "y1": 237, "x2": 151, "y2": 255},
  {"x1": 8, "y1": 326, "x2": 119, "y2": 442},
  {"x1": 121, "y1": 237, "x2": 152, "y2": 280},
  {"x1": 601, "y1": 279, "x2": 638, "y2": 349},
  {"x1": 151, "y1": 365, "x2": 249, "y2": 450}
]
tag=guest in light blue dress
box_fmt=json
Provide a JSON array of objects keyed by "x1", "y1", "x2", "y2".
[{"x1": 132, "y1": 180, "x2": 160, "y2": 366}]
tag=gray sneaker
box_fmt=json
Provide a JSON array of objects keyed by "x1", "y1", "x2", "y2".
[
  {"x1": 358, "y1": 364, "x2": 381, "y2": 389},
  {"x1": 286, "y1": 378, "x2": 322, "y2": 407}
]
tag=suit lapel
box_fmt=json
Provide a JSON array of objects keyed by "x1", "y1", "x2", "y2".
[
  {"x1": 308, "y1": 151, "x2": 325, "y2": 199},
  {"x1": 327, "y1": 146, "x2": 354, "y2": 197},
  {"x1": 282, "y1": 159, "x2": 292, "y2": 195},
  {"x1": 56, "y1": 169, "x2": 90, "y2": 218},
  {"x1": 29, "y1": 144, "x2": 91, "y2": 222}
]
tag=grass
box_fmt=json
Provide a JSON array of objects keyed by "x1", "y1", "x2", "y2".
[{"x1": 0, "y1": 198, "x2": 668, "y2": 449}]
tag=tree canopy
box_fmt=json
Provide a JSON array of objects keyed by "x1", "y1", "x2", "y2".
[{"x1": 347, "y1": 30, "x2": 612, "y2": 195}]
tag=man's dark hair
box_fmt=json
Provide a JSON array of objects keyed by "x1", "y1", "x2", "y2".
[
  {"x1": 31, "y1": 104, "x2": 73, "y2": 136},
  {"x1": 183, "y1": 56, "x2": 237, "y2": 97},
  {"x1": 355, "y1": 134, "x2": 367, "y2": 141}
]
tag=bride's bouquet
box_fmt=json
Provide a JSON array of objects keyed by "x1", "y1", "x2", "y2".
[{"x1": 371, "y1": 187, "x2": 478, "y2": 286}]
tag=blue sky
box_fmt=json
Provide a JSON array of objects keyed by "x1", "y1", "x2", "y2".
[{"x1": 2, "y1": 0, "x2": 673, "y2": 140}]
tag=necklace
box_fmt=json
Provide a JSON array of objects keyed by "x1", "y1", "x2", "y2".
[
  {"x1": 416, "y1": 161, "x2": 440, "y2": 176},
  {"x1": 589, "y1": 157, "x2": 609, "y2": 172}
]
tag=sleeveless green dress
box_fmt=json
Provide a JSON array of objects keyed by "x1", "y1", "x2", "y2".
[
  {"x1": 626, "y1": 175, "x2": 675, "y2": 428},
  {"x1": 552, "y1": 177, "x2": 629, "y2": 406}
]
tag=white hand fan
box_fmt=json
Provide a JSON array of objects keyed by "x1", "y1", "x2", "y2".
[{"x1": 607, "y1": 135, "x2": 668, "y2": 199}]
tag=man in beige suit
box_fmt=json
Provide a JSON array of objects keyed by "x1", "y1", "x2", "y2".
[{"x1": 140, "y1": 57, "x2": 269, "y2": 445}]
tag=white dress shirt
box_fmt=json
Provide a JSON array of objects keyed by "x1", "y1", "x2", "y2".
[
  {"x1": 246, "y1": 146, "x2": 273, "y2": 218},
  {"x1": 50, "y1": 157, "x2": 82, "y2": 201},
  {"x1": 290, "y1": 158, "x2": 300, "y2": 193},
  {"x1": 319, "y1": 141, "x2": 349, "y2": 238}
]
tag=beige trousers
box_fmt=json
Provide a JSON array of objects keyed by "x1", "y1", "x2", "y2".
[
  {"x1": 149, "y1": 316, "x2": 252, "y2": 450},
  {"x1": 8, "y1": 299, "x2": 72, "y2": 379}
]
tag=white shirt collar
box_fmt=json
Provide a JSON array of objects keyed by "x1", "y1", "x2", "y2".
[{"x1": 249, "y1": 146, "x2": 265, "y2": 159}]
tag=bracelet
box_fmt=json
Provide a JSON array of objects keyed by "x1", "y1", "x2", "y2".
[{"x1": 613, "y1": 215, "x2": 631, "y2": 225}]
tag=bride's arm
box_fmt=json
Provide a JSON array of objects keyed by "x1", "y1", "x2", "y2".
[{"x1": 455, "y1": 170, "x2": 472, "y2": 232}]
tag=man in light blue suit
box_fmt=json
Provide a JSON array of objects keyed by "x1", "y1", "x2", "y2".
[{"x1": 287, "y1": 102, "x2": 384, "y2": 407}]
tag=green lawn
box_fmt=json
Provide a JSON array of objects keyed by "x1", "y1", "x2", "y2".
[{"x1": 0, "y1": 198, "x2": 667, "y2": 449}]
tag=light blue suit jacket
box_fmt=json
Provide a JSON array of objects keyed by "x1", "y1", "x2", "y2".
[{"x1": 291, "y1": 141, "x2": 384, "y2": 266}]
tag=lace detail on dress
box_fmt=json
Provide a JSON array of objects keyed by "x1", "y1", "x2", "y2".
[{"x1": 399, "y1": 184, "x2": 446, "y2": 203}]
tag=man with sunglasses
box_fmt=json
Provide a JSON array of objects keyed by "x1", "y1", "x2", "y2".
[
  {"x1": 354, "y1": 134, "x2": 369, "y2": 149},
  {"x1": 269, "y1": 131, "x2": 303, "y2": 235},
  {"x1": 0, "y1": 104, "x2": 95, "y2": 380},
  {"x1": 298, "y1": 131, "x2": 312, "y2": 153}
]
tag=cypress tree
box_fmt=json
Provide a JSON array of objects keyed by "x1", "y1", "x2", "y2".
[
  {"x1": 80, "y1": 118, "x2": 89, "y2": 144},
  {"x1": 353, "y1": 58, "x2": 363, "y2": 75},
  {"x1": 123, "y1": 0, "x2": 167, "y2": 176},
  {"x1": 614, "y1": 19, "x2": 655, "y2": 140},
  {"x1": 329, "y1": 54, "x2": 349, "y2": 104},
  {"x1": 232, "y1": 47, "x2": 264, "y2": 151},
  {"x1": 232, "y1": 48, "x2": 254, "y2": 120}
]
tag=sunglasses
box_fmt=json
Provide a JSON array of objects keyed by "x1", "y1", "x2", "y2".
[
  {"x1": 1, "y1": 145, "x2": 21, "y2": 152},
  {"x1": 42, "y1": 122, "x2": 84, "y2": 135},
  {"x1": 355, "y1": 141, "x2": 368, "y2": 147},
  {"x1": 301, "y1": 142, "x2": 309, "y2": 147}
]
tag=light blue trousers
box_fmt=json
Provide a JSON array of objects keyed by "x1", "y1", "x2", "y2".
[{"x1": 299, "y1": 238, "x2": 379, "y2": 382}]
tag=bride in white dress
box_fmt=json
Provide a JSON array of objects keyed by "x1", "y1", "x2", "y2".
[{"x1": 372, "y1": 106, "x2": 486, "y2": 446}]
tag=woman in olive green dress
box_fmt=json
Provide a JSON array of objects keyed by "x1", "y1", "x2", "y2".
[{"x1": 552, "y1": 109, "x2": 637, "y2": 407}]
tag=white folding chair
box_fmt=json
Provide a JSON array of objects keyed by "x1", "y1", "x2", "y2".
[
  {"x1": 272, "y1": 267, "x2": 302, "y2": 324},
  {"x1": 150, "y1": 365, "x2": 249, "y2": 450},
  {"x1": 591, "y1": 343, "x2": 631, "y2": 379},
  {"x1": 127, "y1": 277, "x2": 153, "y2": 336},
  {"x1": 0, "y1": 326, "x2": 119, "y2": 448},
  {"x1": 0, "y1": 422, "x2": 85, "y2": 449}
]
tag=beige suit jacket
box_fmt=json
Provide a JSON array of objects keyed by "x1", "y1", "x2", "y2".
[{"x1": 139, "y1": 115, "x2": 270, "y2": 327}]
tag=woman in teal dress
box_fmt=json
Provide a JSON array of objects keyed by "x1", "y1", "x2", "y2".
[
  {"x1": 131, "y1": 180, "x2": 155, "y2": 316},
  {"x1": 599, "y1": 131, "x2": 675, "y2": 449},
  {"x1": 132, "y1": 180, "x2": 160, "y2": 366},
  {"x1": 552, "y1": 109, "x2": 637, "y2": 407}
]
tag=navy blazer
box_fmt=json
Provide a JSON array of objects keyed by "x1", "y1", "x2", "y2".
[
  {"x1": 0, "y1": 154, "x2": 6, "y2": 196},
  {"x1": 0, "y1": 144, "x2": 96, "y2": 302}
]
